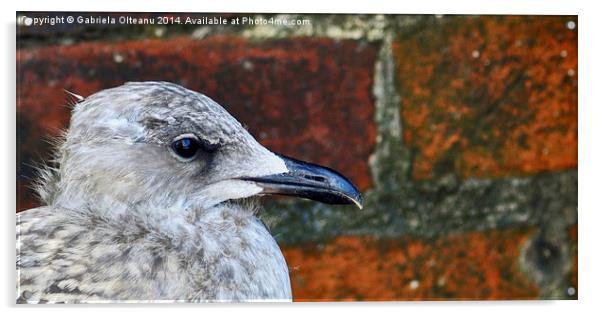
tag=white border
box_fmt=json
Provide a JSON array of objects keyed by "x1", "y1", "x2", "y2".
[
  {"x1": 4, "y1": 0, "x2": 600, "y2": 315},
  {"x1": 6, "y1": 0, "x2": 583, "y2": 14}
]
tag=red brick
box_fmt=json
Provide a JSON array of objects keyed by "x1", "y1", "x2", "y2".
[
  {"x1": 283, "y1": 229, "x2": 538, "y2": 301},
  {"x1": 17, "y1": 36, "x2": 377, "y2": 211},
  {"x1": 393, "y1": 16, "x2": 577, "y2": 180}
]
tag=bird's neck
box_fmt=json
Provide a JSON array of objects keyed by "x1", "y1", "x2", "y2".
[{"x1": 53, "y1": 190, "x2": 263, "y2": 243}]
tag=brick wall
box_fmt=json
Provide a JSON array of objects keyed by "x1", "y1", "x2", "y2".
[{"x1": 16, "y1": 13, "x2": 578, "y2": 300}]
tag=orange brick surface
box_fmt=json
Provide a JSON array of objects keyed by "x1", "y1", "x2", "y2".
[
  {"x1": 394, "y1": 16, "x2": 577, "y2": 180},
  {"x1": 283, "y1": 229, "x2": 538, "y2": 301}
]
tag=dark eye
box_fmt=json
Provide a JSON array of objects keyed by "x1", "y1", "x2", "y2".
[
  {"x1": 171, "y1": 135, "x2": 201, "y2": 161},
  {"x1": 170, "y1": 134, "x2": 220, "y2": 161}
]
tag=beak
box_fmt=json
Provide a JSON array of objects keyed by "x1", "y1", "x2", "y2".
[{"x1": 240, "y1": 154, "x2": 363, "y2": 209}]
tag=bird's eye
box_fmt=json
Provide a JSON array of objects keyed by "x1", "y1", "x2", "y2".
[
  {"x1": 170, "y1": 134, "x2": 220, "y2": 161},
  {"x1": 170, "y1": 135, "x2": 202, "y2": 161}
]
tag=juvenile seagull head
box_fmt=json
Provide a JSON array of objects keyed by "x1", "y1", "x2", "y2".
[{"x1": 46, "y1": 82, "x2": 362, "y2": 214}]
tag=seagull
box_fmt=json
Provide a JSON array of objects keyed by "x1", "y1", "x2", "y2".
[{"x1": 17, "y1": 82, "x2": 363, "y2": 303}]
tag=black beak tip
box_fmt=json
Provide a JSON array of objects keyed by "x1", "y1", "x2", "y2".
[
  {"x1": 355, "y1": 191, "x2": 364, "y2": 209},
  {"x1": 333, "y1": 176, "x2": 363, "y2": 209},
  {"x1": 244, "y1": 154, "x2": 365, "y2": 209},
  {"x1": 350, "y1": 192, "x2": 364, "y2": 209}
]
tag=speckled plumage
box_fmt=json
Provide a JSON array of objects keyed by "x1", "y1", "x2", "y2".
[
  {"x1": 17, "y1": 203, "x2": 291, "y2": 303},
  {"x1": 17, "y1": 82, "x2": 293, "y2": 303}
]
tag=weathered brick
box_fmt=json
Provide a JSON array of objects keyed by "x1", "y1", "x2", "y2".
[
  {"x1": 17, "y1": 36, "x2": 377, "y2": 211},
  {"x1": 283, "y1": 229, "x2": 538, "y2": 301},
  {"x1": 393, "y1": 16, "x2": 577, "y2": 180}
]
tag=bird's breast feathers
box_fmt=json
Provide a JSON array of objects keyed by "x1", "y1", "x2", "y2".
[{"x1": 17, "y1": 205, "x2": 292, "y2": 303}]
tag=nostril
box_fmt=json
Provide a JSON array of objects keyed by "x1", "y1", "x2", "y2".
[{"x1": 304, "y1": 175, "x2": 326, "y2": 182}]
